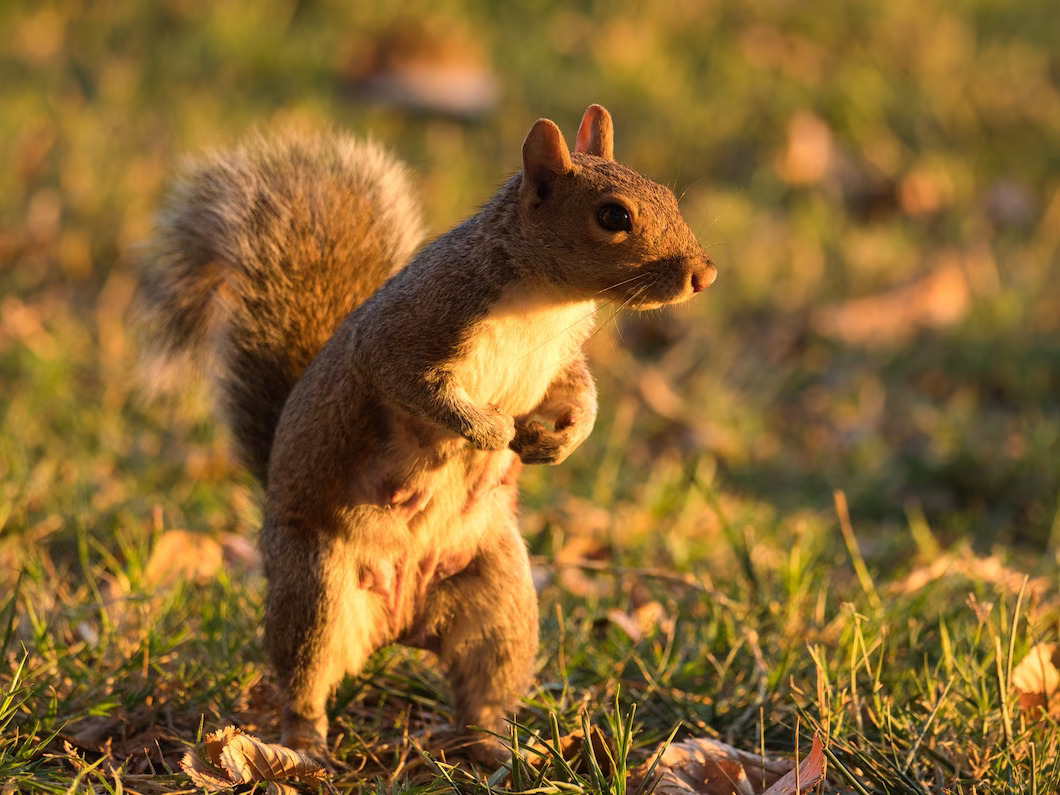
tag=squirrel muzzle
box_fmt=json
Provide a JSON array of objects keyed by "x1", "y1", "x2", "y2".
[{"x1": 624, "y1": 252, "x2": 717, "y2": 309}]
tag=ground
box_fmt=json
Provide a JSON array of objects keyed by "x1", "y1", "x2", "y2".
[{"x1": 2, "y1": 1, "x2": 1059, "y2": 792}]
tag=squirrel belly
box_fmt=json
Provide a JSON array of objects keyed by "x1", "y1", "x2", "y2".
[{"x1": 135, "y1": 103, "x2": 715, "y2": 765}]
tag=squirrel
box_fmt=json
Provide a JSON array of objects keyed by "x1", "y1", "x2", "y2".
[{"x1": 134, "y1": 104, "x2": 716, "y2": 765}]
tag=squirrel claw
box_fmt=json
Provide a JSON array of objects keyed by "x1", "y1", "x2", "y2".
[{"x1": 510, "y1": 419, "x2": 577, "y2": 465}]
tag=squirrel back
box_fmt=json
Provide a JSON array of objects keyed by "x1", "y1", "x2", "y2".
[{"x1": 134, "y1": 132, "x2": 423, "y2": 483}]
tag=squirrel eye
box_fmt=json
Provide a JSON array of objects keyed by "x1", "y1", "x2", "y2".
[{"x1": 596, "y1": 202, "x2": 632, "y2": 233}]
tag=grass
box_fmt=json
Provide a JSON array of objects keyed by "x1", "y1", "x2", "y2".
[{"x1": 2, "y1": 0, "x2": 1060, "y2": 791}]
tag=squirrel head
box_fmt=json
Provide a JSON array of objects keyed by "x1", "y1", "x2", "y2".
[{"x1": 516, "y1": 104, "x2": 716, "y2": 310}]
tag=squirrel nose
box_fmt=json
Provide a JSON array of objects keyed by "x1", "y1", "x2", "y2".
[{"x1": 691, "y1": 260, "x2": 717, "y2": 293}]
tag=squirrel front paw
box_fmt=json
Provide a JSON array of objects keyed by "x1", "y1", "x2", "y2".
[
  {"x1": 509, "y1": 414, "x2": 586, "y2": 465},
  {"x1": 463, "y1": 405, "x2": 516, "y2": 451}
]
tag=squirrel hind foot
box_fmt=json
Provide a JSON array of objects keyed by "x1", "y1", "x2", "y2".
[
  {"x1": 463, "y1": 734, "x2": 511, "y2": 769},
  {"x1": 280, "y1": 714, "x2": 335, "y2": 771}
]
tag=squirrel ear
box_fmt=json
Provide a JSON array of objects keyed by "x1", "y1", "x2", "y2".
[
  {"x1": 575, "y1": 104, "x2": 614, "y2": 160},
  {"x1": 522, "y1": 119, "x2": 574, "y2": 202}
]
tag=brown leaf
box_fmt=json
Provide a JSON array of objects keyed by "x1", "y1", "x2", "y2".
[
  {"x1": 606, "y1": 608, "x2": 644, "y2": 643},
  {"x1": 632, "y1": 735, "x2": 825, "y2": 795},
  {"x1": 181, "y1": 727, "x2": 238, "y2": 790},
  {"x1": 632, "y1": 737, "x2": 788, "y2": 795},
  {"x1": 811, "y1": 260, "x2": 969, "y2": 346},
  {"x1": 898, "y1": 167, "x2": 952, "y2": 216},
  {"x1": 1012, "y1": 643, "x2": 1060, "y2": 719},
  {"x1": 219, "y1": 731, "x2": 328, "y2": 783},
  {"x1": 760, "y1": 735, "x2": 827, "y2": 795},
  {"x1": 606, "y1": 600, "x2": 672, "y2": 643},
  {"x1": 888, "y1": 549, "x2": 1049, "y2": 600},
  {"x1": 633, "y1": 600, "x2": 671, "y2": 636},
  {"x1": 521, "y1": 726, "x2": 616, "y2": 778},
  {"x1": 180, "y1": 726, "x2": 328, "y2": 790},
  {"x1": 554, "y1": 532, "x2": 614, "y2": 598},
  {"x1": 144, "y1": 529, "x2": 224, "y2": 589},
  {"x1": 775, "y1": 113, "x2": 834, "y2": 185},
  {"x1": 638, "y1": 368, "x2": 687, "y2": 421}
]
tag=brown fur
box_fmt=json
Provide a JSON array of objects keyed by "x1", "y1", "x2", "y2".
[{"x1": 134, "y1": 105, "x2": 716, "y2": 765}]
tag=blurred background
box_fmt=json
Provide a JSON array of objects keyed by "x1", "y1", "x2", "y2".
[{"x1": 2, "y1": 0, "x2": 1059, "y2": 572}]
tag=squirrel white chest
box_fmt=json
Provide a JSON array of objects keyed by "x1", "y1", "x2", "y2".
[{"x1": 455, "y1": 300, "x2": 596, "y2": 414}]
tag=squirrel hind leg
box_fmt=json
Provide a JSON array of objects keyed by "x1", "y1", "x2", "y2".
[
  {"x1": 418, "y1": 513, "x2": 539, "y2": 766},
  {"x1": 264, "y1": 531, "x2": 386, "y2": 761}
]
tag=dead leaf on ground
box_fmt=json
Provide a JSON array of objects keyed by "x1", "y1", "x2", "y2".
[
  {"x1": 1012, "y1": 643, "x2": 1060, "y2": 719},
  {"x1": 759, "y1": 736, "x2": 827, "y2": 795},
  {"x1": 775, "y1": 113, "x2": 834, "y2": 186},
  {"x1": 888, "y1": 548, "x2": 1049, "y2": 599},
  {"x1": 519, "y1": 725, "x2": 616, "y2": 778},
  {"x1": 144, "y1": 529, "x2": 225, "y2": 589},
  {"x1": 606, "y1": 600, "x2": 672, "y2": 643},
  {"x1": 811, "y1": 260, "x2": 969, "y2": 346},
  {"x1": 630, "y1": 735, "x2": 826, "y2": 795},
  {"x1": 553, "y1": 531, "x2": 615, "y2": 599},
  {"x1": 180, "y1": 726, "x2": 328, "y2": 790}
]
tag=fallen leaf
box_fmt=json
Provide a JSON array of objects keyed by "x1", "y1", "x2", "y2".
[
  {"x1": 520, "y1": 725, "x2": 615, "y2": 778},
  {"x1": 811, "y1": 261, "x2": 969, "y2": 346},
  {"x1": 632, "y1": 737, "x2": 786, "y2": 795},
  {"x1": 145, "y1": 529, "x2": 224, "y2": 589},
  {"x1": 554, "y1": 531, "x2": 614, "y2": 599},
  {"x1": 219, "y1": 731, "x2": 328, "y2": 783},
  {"x1": 760, "y1": 735, "x2": 826, "y2": 795},
  {"x1": 606, "y1": 601, "x2": 672, "y2": 643},
  {"x1": 888, "y1": 549, "x2": 1049, "y2": 599},
  {"x1": 606, "y1": 608, "x2": 645, "y2": 643},
  {"x1": 633, "y1": 600, "x2": 670, "y2": 634},
  {"x1": 180, "y1": 726, "x2": 328, "y2": 790},
  {"x1": 898, "y1": 166, "x2": 953, "y2": 216},
  {"x1": 631, "y1": 735, "x2": 825, "y2": 795},
  {"x1": 341, "y1": 18, "x2": 499, "y2": 119},
  {"x1": 776, "y1": 113, "x2": 834, "y2": 185},
  {"x1": 638, "y1": 368, "x2": 687, "y2": 421},
  {"x1": 1012, "y1": 643, "x2": 1060, "y2": 719}
]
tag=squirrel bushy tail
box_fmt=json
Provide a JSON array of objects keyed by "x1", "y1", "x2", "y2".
[{"x1": 134, "y1": 132, "x2": 424, "y2": 483}]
